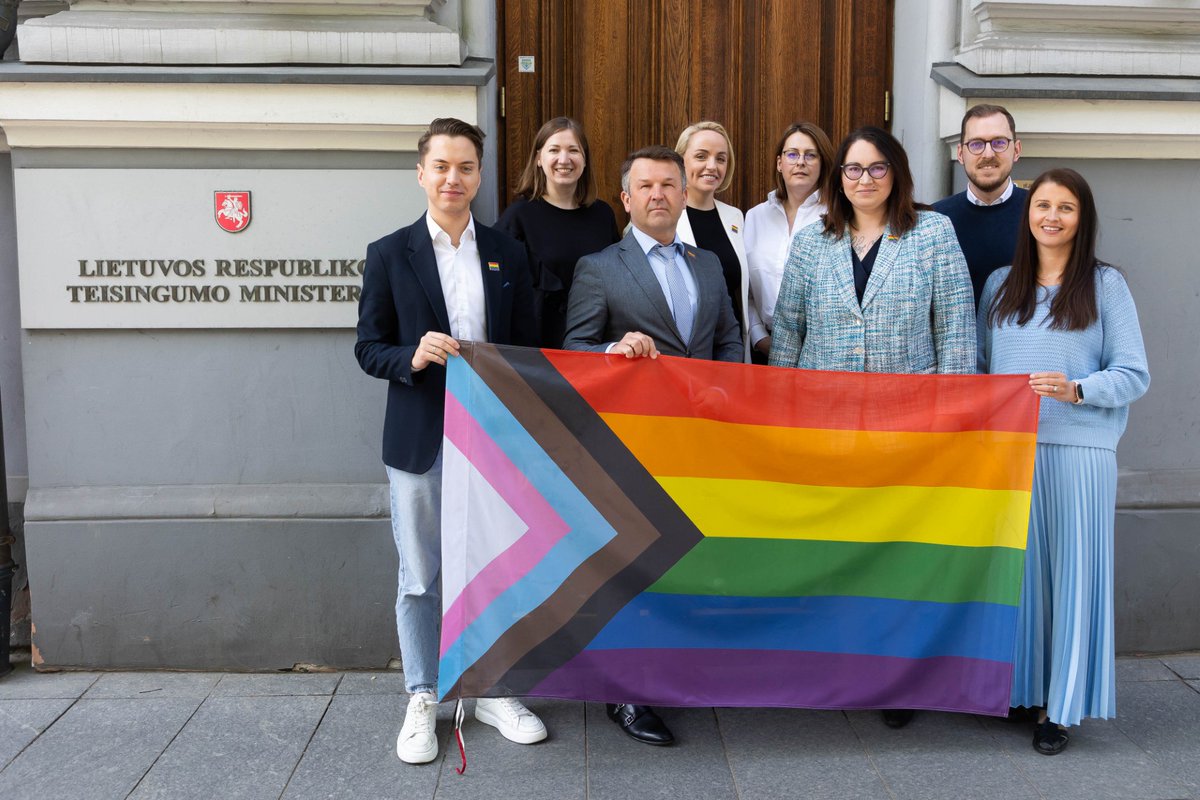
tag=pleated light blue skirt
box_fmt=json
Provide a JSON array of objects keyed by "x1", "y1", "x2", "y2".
[{"x1": 1010, "y1": 443, "x2": 1118, "y2": 727}]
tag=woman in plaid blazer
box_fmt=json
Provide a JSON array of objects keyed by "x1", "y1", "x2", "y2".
[{"x1": 768, "y1": 127, "x2": 975, "y2": 375}]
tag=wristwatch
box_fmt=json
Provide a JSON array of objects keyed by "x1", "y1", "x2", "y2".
[{"x1": 1073, "y1": 381, "x2": 1085, "y2": 405}]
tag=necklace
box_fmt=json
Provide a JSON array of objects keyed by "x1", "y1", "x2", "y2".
[{"x1": 849, "y1": 223, "x2": 883, "y2": 259}]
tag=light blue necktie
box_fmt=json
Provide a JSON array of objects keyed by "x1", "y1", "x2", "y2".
[{"x1": 652, "y1": 243, "x2": 693, "y2": 344}]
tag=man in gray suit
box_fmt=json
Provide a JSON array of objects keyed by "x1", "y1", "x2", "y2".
[
  {"x1": 562, "y1": 146, "x2": 742, "y2": 747},
  {"x1": 563, "y1": 145, "x2": 743, "y2": 362}
]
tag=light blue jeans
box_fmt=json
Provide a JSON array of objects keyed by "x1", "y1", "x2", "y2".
[{"x1": 386, "y1": 453, "x2": 442, "y2": 695}]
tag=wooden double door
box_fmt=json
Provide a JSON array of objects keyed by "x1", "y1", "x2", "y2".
[{"x1": 498, "y1": 0, "x2": 894, "y2": 222}]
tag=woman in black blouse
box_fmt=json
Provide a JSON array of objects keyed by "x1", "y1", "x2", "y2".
[
  {"x1": 497, "y1": 117, "x2": 619, "y2": 348},
  {"x1": 673, "y1": 121, "x2": 761, "y2": 362}
]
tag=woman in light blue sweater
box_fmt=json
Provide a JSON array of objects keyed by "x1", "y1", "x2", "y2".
[{"x1": 978, "y1": 168, "x2": 1149, "y2": 756}]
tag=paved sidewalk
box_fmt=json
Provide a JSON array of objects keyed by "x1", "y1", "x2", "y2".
[{"x1": 1, "y1": 653, "x2": 1198, "y2": 800}]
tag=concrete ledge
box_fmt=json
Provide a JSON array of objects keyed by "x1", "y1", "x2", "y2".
[
  {"x1": 18, "y1": 11, "x2": 466, "y2": 65},
  {"x1": 0, "y1": 57, "x2": 495, "y2": 85},
  {"x1": 931, "y1": 62, "x2": 1200, "y2": 102},
  {"x1": 1118, "y1": 469, "x2": 1200, "y2": 510},
  {"x1": 24, "y1": 484, "x2": 389, "y2": 521},
  {"x1": 24, "y1": 517, "x2": 398, "y2": 669}
]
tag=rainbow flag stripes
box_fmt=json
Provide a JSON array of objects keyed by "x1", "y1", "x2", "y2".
[{"x1": 437, "y1": 343, "x2": 1038, "y2": 715}]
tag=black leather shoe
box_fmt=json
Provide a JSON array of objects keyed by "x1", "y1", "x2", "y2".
[
  {"x1": 606, "y1": 703, "x2": 674, "y2": 746},
  {"x1": 1033, "y1": 719, "x2": 1069, "y2": 755},
  {"x1": 881, "y1": 709, "x2": 916, "y2": 729}
]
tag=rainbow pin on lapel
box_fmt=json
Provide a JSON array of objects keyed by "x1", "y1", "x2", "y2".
[{"x1": 487, "y1": 261, "x2": 501, "y2": 271}]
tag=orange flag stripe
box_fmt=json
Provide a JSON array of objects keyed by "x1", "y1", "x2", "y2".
[{"x1": 601, "y1": 413, "x2": 1037, "y2": 492}]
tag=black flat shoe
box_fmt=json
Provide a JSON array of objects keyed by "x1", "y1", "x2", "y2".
[
  {"x1": 881, "y1": 709, "x2": 915, "y2": 729},
  {"x1": 606, "y1": 703, "x2": 675, "y2": 746},
  {"x1": 1006, "y1": 706, "x2": 1040, "y2": 723},
  {"x1": 1033, "y1": 719, "x2": 1070, "y2": 755}
]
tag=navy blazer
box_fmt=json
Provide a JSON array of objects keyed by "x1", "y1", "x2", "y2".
[{"x1": 355, "y1": 213, "x2": 537, "y2": 473}]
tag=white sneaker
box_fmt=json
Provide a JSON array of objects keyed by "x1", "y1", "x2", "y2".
[
  {"x1": 396, "y1": 692, "x2": 438, "y2": 764},
  {"x1": 475, "y1": 697, "x2": 548, "y2": 744}
]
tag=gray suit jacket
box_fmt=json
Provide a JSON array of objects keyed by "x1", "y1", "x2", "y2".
[{"x1": 562, "y1": 231, "x2": 743, "y2": 362}]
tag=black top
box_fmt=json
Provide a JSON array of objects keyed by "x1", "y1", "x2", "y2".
[
  {"x1": 686, "y1": 206, "x2": 744, "y2": 327},
  {"x1": 931, "y1": 187, "x2": 1028, "y2": 308},
  {"x1": 851, "y1": 236, "x2": 883, "y2": 305},
  {"x1": 496, "y1": 196, "x2": 620, "y2": 348}
]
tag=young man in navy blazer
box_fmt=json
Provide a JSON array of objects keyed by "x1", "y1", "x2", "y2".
[{"x1": 355, "y1": 118, "x2": 542, "y2": 764}]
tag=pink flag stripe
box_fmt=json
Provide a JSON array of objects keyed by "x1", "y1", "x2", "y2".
[{"x1": 440, "y1": 392, "x2": 572, "y2": 654}]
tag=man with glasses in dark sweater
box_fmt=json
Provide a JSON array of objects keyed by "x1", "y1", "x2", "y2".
[{"x1": 933, "y1": 104, "x2": 1027, "y2": 309}]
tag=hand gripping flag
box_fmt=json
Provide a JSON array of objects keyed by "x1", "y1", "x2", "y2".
[{"x1": 437, "y1": 344, "x2": 1038, "y2": 715}]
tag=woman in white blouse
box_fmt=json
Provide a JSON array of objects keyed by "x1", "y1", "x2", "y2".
[{"x1": 744, "y1": 121, "x2": 835, "y2": 356}]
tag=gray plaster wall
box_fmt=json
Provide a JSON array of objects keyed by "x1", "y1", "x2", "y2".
[
  {"x1": 19, "y1": 329, "x2": 401, "y2": 667},
  {"x1": 1, "y1": 153, "x2": 28, "y2": 502},
  {"x1": 22, "y1": 330, "x2": 384, "y2": 488}
]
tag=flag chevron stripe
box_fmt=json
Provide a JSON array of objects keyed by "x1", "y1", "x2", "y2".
[
  {"x1": 438, "y1": 352, "x2": 622, "y2": 693},
  {"x1": 648, "y1": 537, "x2": 1025, "y2": 606},
  {"x1": 438, "y1": 345, "x2": 704, "y2": 700},
  {"x1": 656, "y1": 477, "x2": 1032, "y2": 549},
  {"x1": 587, "y1": 593, "x2": 1017, "y2": 664},
  {"x1": 530, "y1": 649, "x2": 1013, "y2": 715},
  {"x1": 600, "y1": 413, "x2": 1036, "y2": 491},
  {"x1": 439, "y1": 393, "x2": 571, "y2": 654},
  {"x1": 543, "y1": 351, "x2": 1040, "y2": 434}
]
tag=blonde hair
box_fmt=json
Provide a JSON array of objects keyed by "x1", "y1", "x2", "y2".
[{"x1": 674, "y1": 121, "x2": 735, "y2": 194}]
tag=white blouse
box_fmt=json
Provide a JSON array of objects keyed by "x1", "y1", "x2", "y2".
[{"x1": 744, "y1": 190, "x2": 826, "y2": 333}]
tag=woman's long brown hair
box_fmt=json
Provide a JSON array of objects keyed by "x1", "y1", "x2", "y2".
[{"x1": 988, "y1": 168, "x2": 1100, "y2": 331}]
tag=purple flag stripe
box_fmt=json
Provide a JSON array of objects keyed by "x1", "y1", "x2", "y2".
[{"x1": 529, "y1": 647, "x2": 1013, "y2": 716}]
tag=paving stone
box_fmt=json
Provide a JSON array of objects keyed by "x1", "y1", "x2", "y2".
[
  {"x1": 334, "y1": 671, "x2": 409, "y2": 695},
  {"x1": 585, "y1": 703, "x2": 738, "y2": 800},
  {"x1": 212, "y1": 673, "x2": 341, "y2": 697},
  {"x1": 85, "y1": 672, "x2": 222, "y2": 699},
  {"x1": 1162, "y1": 654, "x2": 1200, "y2": 681},
  {"x1": 0, "y1": 698, "x2": 75, "y2": 769},
  {"x1": 129, "y1": 695, "x2": 330, "y2": 800},
  {"x1": 981, "y1": 711, "x2": 1191, "y2": 800},
  {"x1": 433, "y1": 698, "x2": 584, "y2": 800},
  {"x1": 1112, "y1": 679, "x2": 1200, "y2": 798},
  {"x1": 1116, "y1": 657, "x2": 1178, "y2": 682},
  {"x1": 0, "y1": 664, "x2": 100, "y2": 699},
  {"x1": 846, "y1": 710, "x2": 1039, "y2": 800},
  {"x1": 0, "y1": 697, "x2": 199, "y2": 800},
  {"x1": 282, "y1": 693, "x2": 451, "y2": 800},
  {"x1": 716, "y1": 708, "x2": 890, "y2": 800}
]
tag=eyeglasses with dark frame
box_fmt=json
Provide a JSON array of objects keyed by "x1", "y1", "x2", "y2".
[
  {"x1": 781, "y1": 149, "x2": 820, "y2": 165},
  {"x1": 840, "y1": 162, "x2": 891, "y2": 181},
  {"x1": 963, "y1": 137, "x2": 1013, "y2": 155}
]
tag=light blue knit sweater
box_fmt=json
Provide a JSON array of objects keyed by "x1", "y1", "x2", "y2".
[{"x1": 977, "y1": 265, "x2": 1150, "y2": 451}]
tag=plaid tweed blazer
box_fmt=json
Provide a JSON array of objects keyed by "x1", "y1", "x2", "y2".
[{"x1": 768, "y1": 211, "x2": 975, "y2": 374}]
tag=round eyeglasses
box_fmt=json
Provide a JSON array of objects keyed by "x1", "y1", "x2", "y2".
[
  {"x1": 963, "y1": 138, "x2": 1013, "y2": 155},
  {"x1": 840, "y1": 162, "x2": 890, "y2": 181},
  {"x1": 782, "y1": 150, "x2": 820, "y2": 165}
]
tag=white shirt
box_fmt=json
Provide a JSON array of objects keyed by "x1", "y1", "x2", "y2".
[
  {"x1": 744, "y1": 190, "x2": 826, "y2": 332},
  {"x1": 629, "y1": 225, "x2": 698, "y2": 320},
  {"x1": 966, "y1": 179, "x2": 1015, "y2": 207},
  {"x1": 426, "y1": 213, "x2": 487, "y2": 342}
]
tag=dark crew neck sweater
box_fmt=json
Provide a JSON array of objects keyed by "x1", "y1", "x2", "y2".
[
  {"x1": 932, "y1": 186, "x2": 1028, "y2": 308},
  {"x1": 496, "y1": 196, "x2": 620, "y2": 348}
]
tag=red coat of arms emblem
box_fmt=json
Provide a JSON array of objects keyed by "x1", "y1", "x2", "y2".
[{"x1": 214, "y1": 191, "x2": 251, "y2": 233}]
